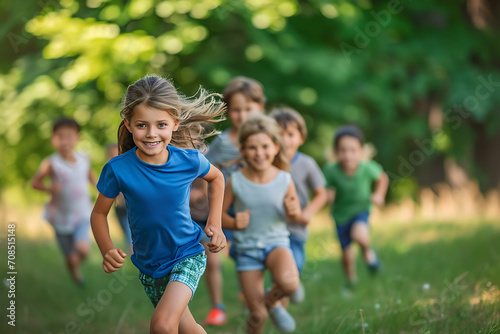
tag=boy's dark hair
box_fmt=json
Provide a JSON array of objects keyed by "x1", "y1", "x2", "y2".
[
  {"x1": 53, "y1": 117, "x2": 80, "y2": 133},
  {"x1": 269, "y1": 107, "x2": 307, "y2": 140},
  {"x1": 334, "y1": 125, "x2": 364, "y2": 148},
  {"x1": 222, "y1": 76, "x2": 266, "y2": 107}
]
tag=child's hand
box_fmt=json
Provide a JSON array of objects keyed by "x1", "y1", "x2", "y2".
[
  {"x1": 204, "y1": 226, "x2": 227, "y2": 253},
  {"x1": 102, "y1": 248, "x2": 127, "y2": 273},
  {"x1": 299, "y1": 208, "x2": 314, "y2": 225},
  {"x1": 371, "y1": 193, "x2": 385, "y2": 207},
  {"x1": 284, "y1": 195, "x2": 301, "y2": 218},
  {"x1": 235, "y1": 210, "x2": 251, "y2": 230}
]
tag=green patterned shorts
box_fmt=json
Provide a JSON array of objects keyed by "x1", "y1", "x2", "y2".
[{"x1": 138, "y1": 253, "x2": 207, "y2": 307}]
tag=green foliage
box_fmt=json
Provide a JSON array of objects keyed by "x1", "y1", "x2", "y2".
[{"x1": 1, "y1": 0, "x2": 499, "y2": 194}]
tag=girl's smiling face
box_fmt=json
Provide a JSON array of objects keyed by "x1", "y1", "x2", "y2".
[
  {"x1": 240, "y1": 132, "x2": 280, "y2": 172},
  {"x1": 124, "y1": 103, "x2": 179, "y2": 165}
]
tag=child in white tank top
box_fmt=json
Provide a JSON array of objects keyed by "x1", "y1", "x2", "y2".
[
  {"x1": 222, "y1": 114, "x2": 302, "y2": 334},
  {"x1": 32, "y1": 118, "x2": 96, "y2": 286}
]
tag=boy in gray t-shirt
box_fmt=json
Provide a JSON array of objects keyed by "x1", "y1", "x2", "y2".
[{"x1": 270, "y1": 107, "x2": 327, "y2": 303}]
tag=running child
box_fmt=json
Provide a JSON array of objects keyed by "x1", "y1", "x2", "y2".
[
  {"x1": 202, "y1": 76, "x2": 266, "y2": 317},
  {"x1": 91, "y1": 75, "x2": 226, "y2": 334},
  {"x1": 32, "y1": 117, "x2": 96, "y2": 286},
  {"x1": 323, "y1": 125, "x2": 389, "y2": 290},
  {"x1": 223, "y1": 114, "x2": 301, "y2": 334},
  {"x1": 270, "y1": 107, "x2": 327, "y2": 303}
]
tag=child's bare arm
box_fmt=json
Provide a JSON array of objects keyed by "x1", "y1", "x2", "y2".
[
  {"x1": 284, "y1": 180, "x2": 302, "y2": 222},
  {"x1": 91, "y1": 193, "x2": 127, "y2": 273},
  {"x1": 371, "y1": 172, "x2": 389, "y2": 207},
  {"x1": 299, "y1": 186, "x2": 327, "y2": 225},
  {"x1": 326, "y1": 187, "x2": 336, "y2": 205},
  {"x1": 221, "y1": 179, "x2": 250, "y2": 230},
  {"x1": 201, "y1": 164, "x2": 226, "y2": 253},
  {"x1": 32, "y1": 159, "x2": 56, "y2": 194}
]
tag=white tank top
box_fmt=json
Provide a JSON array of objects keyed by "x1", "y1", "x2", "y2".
[{"x1": 43, "y1": 152, "x2": 92, "y2": 234}]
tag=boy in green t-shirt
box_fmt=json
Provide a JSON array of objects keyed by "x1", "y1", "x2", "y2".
[{"x1": 323, "y1": 126, "x2": 388, "y2": 290}]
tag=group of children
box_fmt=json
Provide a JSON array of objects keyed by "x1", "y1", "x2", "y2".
[{"x1": 32, "y1": 74, "x2": 388, "y2": 334}]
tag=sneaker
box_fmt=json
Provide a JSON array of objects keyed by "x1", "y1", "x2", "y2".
[
  {"x1": 367, "y1": 258, "x2": 381, "y2": 275},
  {"x1": 268, "y1": 305, "x2": 296, "y2": 333},
  {"x1": 289, "y1": 282, "x2": 305, "y2": 304},
  {"x1": 203, "y1": 307, "x2": 227, "y2": 326}
]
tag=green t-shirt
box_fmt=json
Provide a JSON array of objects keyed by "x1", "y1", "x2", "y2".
[{"x1": 323, "y1": 161, "x2": 383, "y2": 224}]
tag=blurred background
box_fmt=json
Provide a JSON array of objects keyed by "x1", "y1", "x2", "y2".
[{"x1": 0, "y1": 0, "x2": 499, "y2": 333}]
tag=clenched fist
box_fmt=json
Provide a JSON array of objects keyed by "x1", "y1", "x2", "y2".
[{"x1": 235, "y1": 210, "x2": 251, "y2": 230}]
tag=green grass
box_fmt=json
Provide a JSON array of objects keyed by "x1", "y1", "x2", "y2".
[{"x1": 2, "y1": 219, "x2": 500, "y2": 334}]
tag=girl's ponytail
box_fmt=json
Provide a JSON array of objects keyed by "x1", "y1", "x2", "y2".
[{"x1": 117, "y1": 120, "x2": 135, "y2": 154}]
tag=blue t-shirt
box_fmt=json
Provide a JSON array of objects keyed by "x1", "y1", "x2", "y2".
[{"x1": 97, "y1": 145, "x2": 210, "y2": 278}]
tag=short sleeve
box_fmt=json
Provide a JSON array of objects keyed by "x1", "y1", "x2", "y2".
[
  {"x1": 204, "y1": 136, "x2": 222, "y2": 164},
  {"x1": 306, "y1": 157, "x2": 326, "y2": 191},
  {"x1": 366, "y1": 161, "x2": 383, "y2": 180},
  {"x1": 197, "y1": 151, "x2": 211, "y2": 178},
  {"x1": 96, "y1": 163, "x2": 120, "y2": 199}
]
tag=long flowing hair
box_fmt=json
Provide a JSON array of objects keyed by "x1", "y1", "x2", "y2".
[
  {"x1": 238, "y1": 114, "x2": 290, "y2": 172},
  {"x1": 118, "y1": 74, "x2": 226, "y2": 154}
]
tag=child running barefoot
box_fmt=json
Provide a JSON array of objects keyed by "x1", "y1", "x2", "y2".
[
  {"x1": 91, "y1": 75, "x2": 227, "y2": 334},
  {"x1": 270, "y1": 107, "x2": 327, "y2": 303},
  {"x1": 32, "y1": 117, "x2": 96, "y2": 287},
  {"x1": 323, "y1": 126, "x2": 389, "y2": 292},
  {"x1": 223, "y1": 114, "x2": 301, "y2": 334}
]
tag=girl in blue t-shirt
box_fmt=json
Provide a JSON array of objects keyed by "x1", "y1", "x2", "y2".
[
  {"x1": 222, "y1": 114, "x2": 302, "y2": 334},
  {"x1": 91, "y1": 75, "x2": 226, "y2": 334}
]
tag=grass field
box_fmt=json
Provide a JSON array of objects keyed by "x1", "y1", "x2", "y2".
[{"x1": 1, "y1": 217, "x2": 500, "y2": 334}]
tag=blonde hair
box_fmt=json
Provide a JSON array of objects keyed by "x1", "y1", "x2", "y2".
[
  {"x1": 269, "y1": 107, "x2": 308, "y2": 140},
  {"x1": 222, "y1": 76, "x2": 266, "y2": 107},
  {"x1": 238, "y1": 114, "x2": 290, "y2": 172},
  {"x1": 118, "y1": 74, "x2": 225, "y2": 154}
]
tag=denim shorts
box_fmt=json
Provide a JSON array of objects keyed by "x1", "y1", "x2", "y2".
[
  {"x1": 55, "y1": 220, "x2": 90, "y2": 256},
  {"x1": 336, "y1": 211, "x2": 370, "y2": 249},
  {"x1": 235, "y1": 243, "x2": 291, "y2": 272},
  {"x1": 289, "y1": 234, "x2": 306, "y2": 275},
  {"x1": 138, "y1": 252, "x2": 207, "y2": 307}
]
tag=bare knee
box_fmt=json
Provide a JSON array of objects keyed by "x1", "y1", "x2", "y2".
[
  {"x1": 342, "y1": 247, "x2": 354, "y2": 263},
  {"x1": 76, "y1": 242, "x2": 90, "y2": 259},
  {"x1": 275, "y1": 271, "x2": 299, "y2": 296},
  {"x1": 150, "y1": 317, "x2": 177, "y2": 334},
  {"x1": 247, "y1": 303, "x2": 268, "y2": 329}
]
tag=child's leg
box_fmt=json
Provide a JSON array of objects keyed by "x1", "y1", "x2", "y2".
[
  {"x1": 238, "y1": 270, "x2": 266, "y2": 334},
  {"x1": 201, "y1": 242, "x2": 223, "y2": 306},
  {"x1": 341, "y1": 245, "x2": 356, "y2": 283},
  {"x1": 265, "y1": 247, "x2": 299, "y2": 308},
  {"x1": 351, "y1": 222, "x2": 377, "y2": 264},
  {"x1": 151, "y1": 281, "x2": 205, "y2": 334}
]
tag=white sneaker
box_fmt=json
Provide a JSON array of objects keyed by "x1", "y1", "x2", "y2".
[
  {"x1": 268, "y1": 305, "x2": 296, "y2": 333},
  {"x1": 289, "y1": 282, "x2": 305, "y2": 304}
]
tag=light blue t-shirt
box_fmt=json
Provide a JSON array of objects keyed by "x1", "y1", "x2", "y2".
[
  {"x1": 97, "y1": 145, "x2": 209, "y2": 278},
  {"x1": 231, "y1": 170, "x2": 291, "y2": 250}
]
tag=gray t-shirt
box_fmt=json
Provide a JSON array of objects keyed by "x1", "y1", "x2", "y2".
[
  {"x1": 205, "y1": 129, "x2": 242, "y2": 182},
  {"x1": 232, "y1": 170, "x2": 291, "y2": 250},
  {"x1": 287, "y1": 152, "x2": 326, "y2": 240}
]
